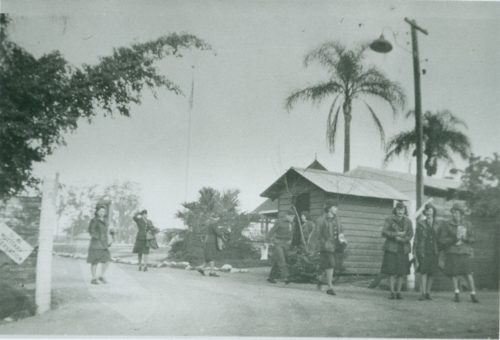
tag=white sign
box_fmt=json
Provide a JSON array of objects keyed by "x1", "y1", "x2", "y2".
[{"x1": 0, "y1": 222, "x2": 35, "y2": 264}]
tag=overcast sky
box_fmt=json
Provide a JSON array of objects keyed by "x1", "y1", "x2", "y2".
[{"x1": 4, "y1": 0, "x2": 500, "y2": 228}]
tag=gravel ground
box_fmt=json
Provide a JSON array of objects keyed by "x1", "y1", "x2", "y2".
[{"x1": 0, "y1": 256, "x2": 498, "y2": 338}]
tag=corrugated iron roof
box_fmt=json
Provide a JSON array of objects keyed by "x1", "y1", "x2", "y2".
[
  {"x1": 261, "y1": 167, "x2": 409, "y2": 201},
  {"x1": 348, "y1": 166, "x2": 463, "y2": 191}
]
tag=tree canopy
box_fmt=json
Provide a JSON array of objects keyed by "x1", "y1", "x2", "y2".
[
  {"x1": 461, "y1": 153, "x2": 500, "y2": 217},
  {"x1": 171, "y1": 187, "x2": 258, "y2": 264},
  {"x1": 57, "y1": 181, "x2": 142, "y2": 242},
  {"x1": 0, "y1": 14, "x2": 210, "y2": 198},
  {"x1": 285, "y1": 42, "x2": 406, "y2": 172},
  {"x1": 385, "y1": 110, "x2": 471, "y2": 176}
]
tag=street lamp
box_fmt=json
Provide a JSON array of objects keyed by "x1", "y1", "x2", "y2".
[{"x1": 370, "y1": 18, "x2": 428, "y2": 210}]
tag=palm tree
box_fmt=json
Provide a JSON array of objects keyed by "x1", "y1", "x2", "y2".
[
  {"x1": 385, "y1": 110, "x2": 471, "y2": 176},
  {"x1": 285, "y1": 42, "x2": 406, "y2": 172}
]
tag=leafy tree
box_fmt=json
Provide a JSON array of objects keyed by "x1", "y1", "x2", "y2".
[
  {"x1": 103, "y1": 181, "x2": 142, "y2": 243},
  {"x1": 172, "y1": 187, "x2": 258, "y2": 264},
  {"x1": 58, "y1": 181, "x2": 142, "y2": 241},
  {"x1": 385, "y1": 110, "x2": 471, "y2": 176},
  {"x1": 59, "y1": 185, "x2": 100, "y2": 239},
  {"x1": 461, "y1": 153, "x2": 500, "y2": 217},
  {"x1": 0, "y1": 14, "x2": 210, "y2": 198},
  {"x1": 285, "y1": 42, "x2": 406, "y2": 172}
]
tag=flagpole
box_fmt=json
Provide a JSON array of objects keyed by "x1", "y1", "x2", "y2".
[{"x1": 184, "y1": 65, "x2": 195, "y2": 202}]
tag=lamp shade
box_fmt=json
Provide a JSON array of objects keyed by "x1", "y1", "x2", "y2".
[{"x1": 370, "y1": 34, "x2": 393, "y2": 53}]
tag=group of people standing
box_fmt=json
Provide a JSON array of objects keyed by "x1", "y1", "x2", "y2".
[
  {"x1": 86, "y1": 206, "x2": 159, "y2": 284},
  {"x1": 267, "y1": 199, "x2": 347, "y2": 296},
  {"x1": 267, "y1": 199, "x2": 480, "y2": 303},
  {"x1": 381, "y1": 201, "x2": 479, "y2": 302}
]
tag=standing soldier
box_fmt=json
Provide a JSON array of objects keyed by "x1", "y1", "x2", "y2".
[
  {"x1": 315, "y1": 199, "x2": 345, "y2": 296},
  {"x1": 197, "y1": 213, "x2": 227, "y2": 277},
  {"x1": 132, "y1": 209, "x2": 158, "y2": 272},
  {"x1": 414, "y1": 203, "x2": 440, "y2": 300},
  {"x1": 267, "y1": 209, "x2": 294, "y2": 283},
  {"x1": 438, "y1": 202, "x2": 479, "y2": 303},
  {"x1": 87, "y1": 204, "x2": 113, "y2": 284},
  {"x1": 381, "y1": 201, "x2": 413, "y2": 300}
]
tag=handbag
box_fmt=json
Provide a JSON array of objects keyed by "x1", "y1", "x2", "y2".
[{"x1": 146, "y1": 229, "x2": 159, "y2": 249}]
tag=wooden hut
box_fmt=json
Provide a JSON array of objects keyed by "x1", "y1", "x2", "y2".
[
  {"x1": 348, "y1": 166, "x2": 499, "y2": 289},
  {"x1": 260, "y1": 166, "x2": 408, "y2": 275}
]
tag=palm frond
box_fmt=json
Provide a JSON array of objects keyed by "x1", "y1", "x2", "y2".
[
  {"x1": 358, "y1": 80, "x2": 406, "y2": 115},
  {"x1": 364, "y1": 101, "x2": 385, "y2": 148},
  {"x1": 285, "y1": 81, "x2": 342, "y2": 111},
  {"x1": 304, "y1": 41, "x2": 345, "y2": 70},
  {"x1": 384, "y1": 130, "x2": 416, "y2": 163},
  {"x1": 326, "y1": 99, "x2": 341, "y2": 152}
]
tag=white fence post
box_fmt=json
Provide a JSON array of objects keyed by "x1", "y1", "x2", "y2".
[{"x1": 35, "y1": 174, "x2": 58, "y2": 314}]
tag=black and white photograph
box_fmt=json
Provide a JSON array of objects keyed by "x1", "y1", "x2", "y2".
[{"x1": 0, "y1": 0, "x2": 499, "y2": 338}]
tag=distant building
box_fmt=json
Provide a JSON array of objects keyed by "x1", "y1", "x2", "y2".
[{"x1": 259, "y1": 161, "x2": 407, "y2": 275}]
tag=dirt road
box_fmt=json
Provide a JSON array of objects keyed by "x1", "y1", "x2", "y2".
[{"x1": 0, "y1": 256, "x2": 498, "y2": 337}]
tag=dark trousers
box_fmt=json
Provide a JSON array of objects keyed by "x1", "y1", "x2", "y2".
[{"x1": 268, "y1": 244, "x2": 289, "y2": 280}]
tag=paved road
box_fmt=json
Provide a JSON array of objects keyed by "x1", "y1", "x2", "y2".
[{"x1": 0, "y1": 256, "x2": 498, "y2": 337}]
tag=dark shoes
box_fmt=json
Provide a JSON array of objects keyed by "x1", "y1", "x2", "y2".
[
  {"x1": 208, "y1": 272, "x2": 219, "y2": 277},
  {"x1": 197, "y1": 268, "x2": 206, "y2": 276},
  {"x1": 419, "y1": 293, "x2": 431, "y2": 301},
  {"x1": 326, "y1": 289, "x2": 336, "y2": 296},
  {"x1": 91, "y1": 279, "x2": 99, "y2": 285},
  {"x1": 389, "y1": 292, "x2": 402, "y2": 300},
  {"x1": 98, "y1": 277, "x2": 107, "y2": 284},
  {"x1": 267, "y1": 278, "x2": 277, "y2": 284},
  {"x1": 143, "y1": 266, "x2": 148, "y2": 272},
  {"x1": 471, "y1": 294, "x2": 479, "y2": 303},
  {"x1": 454, "y1": 293, "x2": 460, "y2": 302}
]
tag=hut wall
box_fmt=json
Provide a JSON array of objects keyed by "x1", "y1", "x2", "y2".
[{"x1": 333, "y1": 195, "x2": 394, "y2": 275}]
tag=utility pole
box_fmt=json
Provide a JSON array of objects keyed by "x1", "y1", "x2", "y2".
[{"x1": 405, "y1": 17, "x2": 428, "y2": 210}]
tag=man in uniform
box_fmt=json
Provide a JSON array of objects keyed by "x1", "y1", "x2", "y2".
[{"x1": 267, "y1": 209, "x2": 295, "y2": 283}]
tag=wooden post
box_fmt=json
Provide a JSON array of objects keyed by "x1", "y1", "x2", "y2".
[{"x1": 35, "y1": 174, "x2": 59, "y2": 314}]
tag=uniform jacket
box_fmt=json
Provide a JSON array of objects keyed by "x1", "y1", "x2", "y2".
[
  {"x1": 413, "y1": 218, "x2": 439, "y2": 259},
  {"x1": 381, "y1": 215, "x2": 413, "y2": 254},
  {"x1": 267, "y1": 218, "x2": 293, "y2": 246},
  {"x1": 88, "y1": 217, "x2": 109, "y2": 250},
  {"x1": 315, "y1": 213, "x2": 343, "y2": 253},
  {"x1": 133, "y1": 213, "x2": 157, "y2": 240},
  {"x1": 438, "y1": 219, "x2": 474, "y2": 255}
]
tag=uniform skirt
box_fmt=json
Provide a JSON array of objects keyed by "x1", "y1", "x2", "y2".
[
  {"x1": 381, "y1": 251, "x2": 410, "y2": 276},
  {"x1": 87, "y1": 248, "x2": 111, "y2": 264},
  {"x1": 443, "y1": 253, "x2": 471, "y2": 276},
  {"x1": 417, "y1": 252, "x2": 439, "y2": 275},
  {"x1": 133, "y1": 238, "x2": 150, "y2": 254}
]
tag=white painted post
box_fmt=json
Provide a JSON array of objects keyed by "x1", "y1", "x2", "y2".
[
  {"x1": 35, "y1": 174, "x2": 59, "y2": 314},
  {"x1": 407, "y1": 199, "x2": 417, "y2": 290}
]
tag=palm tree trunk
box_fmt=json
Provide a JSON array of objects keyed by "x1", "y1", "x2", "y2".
[{"x1": 343, "y1": 101, "x2": 352, "y2": 173}]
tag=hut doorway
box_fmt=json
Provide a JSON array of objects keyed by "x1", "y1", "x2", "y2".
[
  {"x1": 294, "y1": 193, "x2": 310, "y2": 216},
  {"x1": 291, "y1": 193, "x2": 310, "y2": 247}
]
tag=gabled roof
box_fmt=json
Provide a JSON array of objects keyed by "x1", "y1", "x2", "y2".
[
  {"x1": 347, "y1": 166, "x2": 463, "y2": 193},
  {"x1": 261, "y1": 167, "x2": 408, "y2": 201},
  {"x1": 306, "y1": 159, "x2": 328, "y2": 171}
]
